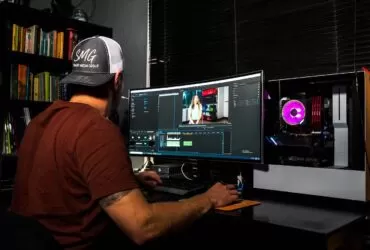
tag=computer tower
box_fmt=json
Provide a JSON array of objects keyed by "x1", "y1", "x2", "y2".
[{"x1": 264, "y1": 73, "x2": 364, "y2": 170}]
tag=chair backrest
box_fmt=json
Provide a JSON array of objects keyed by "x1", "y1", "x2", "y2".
[{"x1": 0, "y1": 212, "x2": 62, "y2": 250}]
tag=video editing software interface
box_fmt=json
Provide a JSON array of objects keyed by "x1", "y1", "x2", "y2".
[{"x1": 129, "y1": 72, "x2": 263, "y2": 161}]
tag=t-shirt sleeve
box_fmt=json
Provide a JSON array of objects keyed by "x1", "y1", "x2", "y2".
[{"x1": 75, "y1": 120, "x2": 139, "y2": 201}]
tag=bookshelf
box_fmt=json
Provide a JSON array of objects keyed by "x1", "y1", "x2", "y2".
[{"x1": 0, "y1": 2, "x2": 113, "y2": 192}]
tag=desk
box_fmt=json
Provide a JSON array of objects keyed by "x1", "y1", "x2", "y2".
[
  {"x1": 250, "y1": 200, "x2": 363, "y2": 250},
  {"x1": 145, "y1": 192, "x2": 365, "y2": 250}
]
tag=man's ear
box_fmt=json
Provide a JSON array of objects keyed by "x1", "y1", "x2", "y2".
[{"x1": 114, "y1": 71, "x2": 123, "y2": 90}]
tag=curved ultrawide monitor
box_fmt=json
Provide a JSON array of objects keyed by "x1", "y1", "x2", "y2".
[{"x1": 128, "y1": 71, "x2": 264, "y2": 162}]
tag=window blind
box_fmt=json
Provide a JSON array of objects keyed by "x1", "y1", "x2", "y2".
[
  {"x1": 149, "y1": 0, "x2": 370, "y2": 84},
  {"x1": 236, "y1": 0, "x2": 338, "y2": 79},
  {"x1": 150, "y1": 0, "x2": 236, "y2": 86}
]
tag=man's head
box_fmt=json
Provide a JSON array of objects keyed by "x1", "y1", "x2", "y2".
[{"x1": 60, "y1": 36, "x2": 124, "y2": 118}]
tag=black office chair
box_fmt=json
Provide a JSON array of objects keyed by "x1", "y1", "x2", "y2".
[{"x1": 0, "y1": 211, "x2": 62, "y2": 250}]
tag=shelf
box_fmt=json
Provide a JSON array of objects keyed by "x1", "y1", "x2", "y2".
[
  {"x1": 1, "y1": 154, "x2": 17, "y2": 158},
  {"x1": 7, "y1": 51, "x2": 71, "y2": 72},
  {"x1": 0, "y1": 2, "x2": 112, "y2": 37},
  {"x1": 0, "y1": 183, "x2": 14, "y2": 193},
  {"x1": 0, "y1": 2, "x2": 114, "y2": 197},
  {"x1": 0, "y1": 187, "x2": 13, "y2": 193},
  {"x1": 1, "y1": 155, "x2": 17, "y2": 163},
  {"x1": 1, "y1": 99, "x2": 53, "y2": 113},
  {"x1": 4, "y1": 99, "x2": 52, "y2": 106}
]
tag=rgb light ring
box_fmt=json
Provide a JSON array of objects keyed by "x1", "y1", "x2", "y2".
[{"x1": 282, "y1": 100, "x2": 306, "y2": 126}]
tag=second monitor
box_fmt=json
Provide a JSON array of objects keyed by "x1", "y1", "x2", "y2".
[{"x1": 128, "y1": 71, "x2": 263, "y2": 162}]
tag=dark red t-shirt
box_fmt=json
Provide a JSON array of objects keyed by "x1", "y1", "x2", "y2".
[{"x1": 11, "y1": 101, "x2": 139, "y2": 249}]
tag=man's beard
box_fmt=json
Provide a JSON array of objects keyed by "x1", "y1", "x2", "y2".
[
  {"x1": 109, "y1": 109, "x2": 119, "y2": 125},
  {"x1": 107, "y1": 92, "x2": 121, "y2": 125}
]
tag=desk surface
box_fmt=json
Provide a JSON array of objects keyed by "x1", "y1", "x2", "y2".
[
  {"x1": 250, "y1": 200, "x2": 363, "y2": 235},
  {"x1": 147, "y1": 192, "x2": 364, "y2": 236}
]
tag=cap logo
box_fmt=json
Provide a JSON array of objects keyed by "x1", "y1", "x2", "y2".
[{"x1": 73, "y1": 49, "x2": 99, "y2": 69}]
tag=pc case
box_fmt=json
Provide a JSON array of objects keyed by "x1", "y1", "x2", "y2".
[{"x1": 264, "y1": 73, "x2": 364, "y2": 170}]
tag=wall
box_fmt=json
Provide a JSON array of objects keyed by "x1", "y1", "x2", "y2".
[
  {"x1": 30, "y1": 0, "x2": 98, "y2": 22},
  {"x1": 90, "y1": 0, "x2": 149, "y2": 169},
  {"x1": 30, "y1": 0, "x2": 148, "y2": 169}
]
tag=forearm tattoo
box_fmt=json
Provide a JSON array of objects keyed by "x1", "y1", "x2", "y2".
[{"x1": 99, "y1": 191, "x2": 129, "y2": 208}]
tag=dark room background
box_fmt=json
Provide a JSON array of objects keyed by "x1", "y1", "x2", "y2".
[{"x1": 149, "y1": 0, "x2": 370, "y2": 86}]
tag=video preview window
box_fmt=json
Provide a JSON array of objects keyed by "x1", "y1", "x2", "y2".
[{"x1": 181, "y1": 86, "x2": 230, "y2": 125}]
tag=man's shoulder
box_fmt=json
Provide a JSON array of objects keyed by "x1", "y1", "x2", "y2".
[
  {"x1": 33, "y1": 101, "x2": 119, "y2": 136},
  {"x1": 74, "y1": 110, "x2": 118, "y2": 136},
  {"x1": 88, "y1": 116, "x2": 119, "y2": 133},
  {"x1": 58, "y1": 101, "x2": 116, "y2": 129}
]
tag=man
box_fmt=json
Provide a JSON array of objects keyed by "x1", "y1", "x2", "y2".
[{"x1": 11, "y1": 36, "x2": 238, "y2": 249}]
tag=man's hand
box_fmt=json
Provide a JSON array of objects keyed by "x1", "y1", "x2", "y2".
[
  {"x1": 204, "y1": 182, "x2": 239, "y2": 208},
  {"x1": 136, "y1": 170, "x2": 162, "y2": 188}
]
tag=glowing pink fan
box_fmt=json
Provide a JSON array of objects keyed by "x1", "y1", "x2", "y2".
[{"x1": 282, "y1": 100, "x2": 306, "y2": 126}]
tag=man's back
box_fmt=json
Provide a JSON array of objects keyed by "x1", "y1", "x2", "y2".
[{"x1": 11, "y1": 101, "x2": 138, "y2": 249}]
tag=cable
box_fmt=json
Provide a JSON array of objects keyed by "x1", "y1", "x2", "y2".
[
  {"x1": 138, "y1": 162, "x2": 148, "y2": 173},
  {"x1": 135, "y1": 163, "x2": 145, "y2": 173},
  {"x1": 137, "y1": 158, "x2": 152, "y2": 173},
  {"x1": 181, "y1": 163, "x2": 193, "y2": 181}
]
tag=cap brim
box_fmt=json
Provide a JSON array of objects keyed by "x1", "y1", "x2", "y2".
[{"x1": 60, "y1": 72, "x2": 115, "y2": 87}]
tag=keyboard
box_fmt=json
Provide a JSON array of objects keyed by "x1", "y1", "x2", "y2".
[{"x1": 153, "y1": 179, "x2": 206, "y2": 196}]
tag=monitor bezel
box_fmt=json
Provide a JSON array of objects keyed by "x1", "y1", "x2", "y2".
[{"x1": 127, "y1": 70, "x2": 265, "y2": 164}]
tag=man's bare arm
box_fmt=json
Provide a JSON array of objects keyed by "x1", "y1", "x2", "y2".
[
  {"x1": 100, "y1": 188, "x2": 213, "y2": 245},
  {"x1": 99, "y1": 192, "x2": 129, "y2": 207}
]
